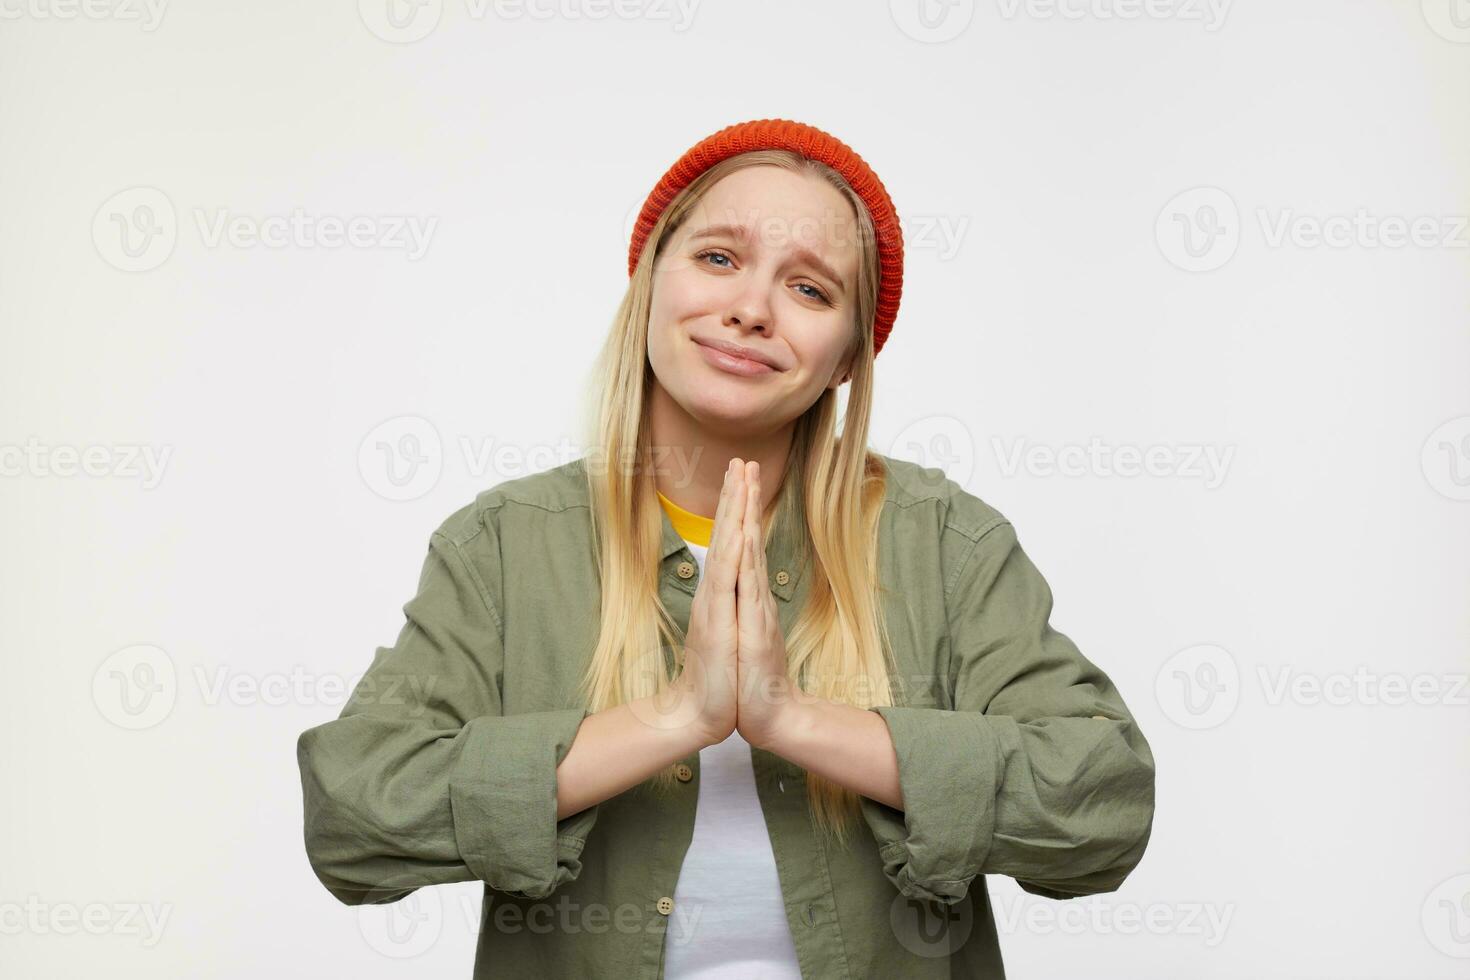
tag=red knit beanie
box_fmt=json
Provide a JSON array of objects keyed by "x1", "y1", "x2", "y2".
[{"x1": 627, "y1": 118, "x2": 904, "y2": 358}]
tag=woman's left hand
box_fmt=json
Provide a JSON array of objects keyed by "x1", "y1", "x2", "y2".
[{"x1": 733, "y1": 461, "x2": 808, "y2": 751}]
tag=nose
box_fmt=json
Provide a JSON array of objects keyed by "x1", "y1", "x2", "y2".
[{"x1": 724, "y1": 279, "x2": 772, "y2": 335}]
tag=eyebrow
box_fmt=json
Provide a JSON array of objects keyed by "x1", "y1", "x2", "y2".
[{"x1": 687, "y1": 223, "x2": 847, "y2": 297}]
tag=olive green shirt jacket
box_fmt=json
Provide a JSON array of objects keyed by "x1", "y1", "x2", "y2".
[{"x1": 295, "y1": 453, "x2": 1157, "y2": 978}]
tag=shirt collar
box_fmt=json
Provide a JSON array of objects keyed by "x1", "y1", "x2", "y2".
[{"x1": 656, "y1": 489, "x2": 714, "y2": 547}]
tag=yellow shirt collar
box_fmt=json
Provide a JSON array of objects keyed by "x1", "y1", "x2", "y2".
[{"x1": 656, "y1": 489, "x2": 714, "y2": 547}]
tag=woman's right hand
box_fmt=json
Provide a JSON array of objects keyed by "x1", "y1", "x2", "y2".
[{"x1": 675, "y1": 458, "x2": 748, "y2": 748}]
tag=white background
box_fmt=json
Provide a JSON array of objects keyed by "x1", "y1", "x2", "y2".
[{"x1": 2, "y1": 1, "x2": 1467, "y2": 977}]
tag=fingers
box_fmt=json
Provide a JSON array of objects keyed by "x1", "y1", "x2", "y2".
[
  {"x1": 737, "y1": 463, "x2": 767, "y2": 626},
  {"x1": 737, "y1": 524, "x2": 757, "y2": 633},
  {"x1": 741, "y1": 464, "x2": 757, "y2": 583},
  {"x1": 742, "y1": 460, "x2": 762, "y2": 582},
  {"x1": 705, "y1": 461, "x2": 735, "y2": 567},
  {"x1": 705, "y1": 458, "x2": 736, "y2": 570},
  {"x1": 716, "y1": 460, "x2": 746, "y2": 579},
  {"x1": 754, "y1": 497, "x2": 770, "y2": 611},
  {"x1": 745, "y1": 467, "x2": 778, "y2": 620},
  {"x1": 708, "y1": 459, "x2": 743, "y2": 627},
  {"x1": 703, "y1": 458, "x2": 761, "y2": 598},
  {"x1": 740, "y1": 471, "x2": 758, "y2": 582},
  {"x1": 742, "y1": 460, "x2": 759, "y2": 546}
]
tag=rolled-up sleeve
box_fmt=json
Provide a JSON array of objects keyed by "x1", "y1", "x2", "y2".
[
  {"x1": 859, "y1": 515, "x2": 1156, "y2": 905},
  {"x1": 295, "y1": 515, "x2": 599, "y2": 906}
]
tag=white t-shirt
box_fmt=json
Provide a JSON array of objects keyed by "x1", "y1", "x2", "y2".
[{"x1": 662, "y1": 539, "x2": 803, "y2": 979}]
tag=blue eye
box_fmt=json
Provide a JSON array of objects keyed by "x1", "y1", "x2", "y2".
[
  {"x1": 693, "y1": 248, "x2": 833, "y2": 306},
  {"x1": 795, "y1": 283, "x2": 832, "y2": 304}
]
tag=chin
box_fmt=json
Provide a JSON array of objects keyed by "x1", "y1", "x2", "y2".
[{"x1": 680, "y1": 388, "x2": 767, "y2": 429}]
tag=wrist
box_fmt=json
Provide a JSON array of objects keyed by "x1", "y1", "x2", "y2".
[
  {"x1": 625, "y1": 688, "x2": 720, "y2": 759},
  {"x1": 695, "y1": 722, "x2": 730, "y2": 751},
  {"x1": 751, "y1": 695, "x2": 818, "y2": 755},
  {"x1": 667, "y1": 708, "x2": 726, "y2": 759}
]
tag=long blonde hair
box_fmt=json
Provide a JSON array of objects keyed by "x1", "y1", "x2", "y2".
[{"x1": 576, "y1": 149, "x2": 895, "y2": 847}]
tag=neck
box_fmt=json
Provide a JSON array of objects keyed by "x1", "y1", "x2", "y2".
[{"x1": 647, "y1": 380, "x2": 792, "y2": 522}]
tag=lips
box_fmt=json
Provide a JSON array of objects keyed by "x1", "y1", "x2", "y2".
[
  {"x1": 694, "y1": 338, "x2": 778, "y2": 377},
  {"x1": 693, "y1": 337, "x2": 782, "y2": 371}
]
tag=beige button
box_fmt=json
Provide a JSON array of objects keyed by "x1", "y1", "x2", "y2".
[
  {"x1": 656, "y1": 896, "x2": 674, "y2": 915},
  {"x1": 774, "y1": 569, "x2": 790, "y2": 586},
  {"x1": 676, "y1": 561, "x2": 695, "y2": 579},
  {"x1": 675, "y1": 763, "x2": 693, "y2": 782}
]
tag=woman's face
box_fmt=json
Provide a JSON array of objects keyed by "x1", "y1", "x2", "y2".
[{"x1": 646, "y1": 165, "x2": 863, "y2": 438}]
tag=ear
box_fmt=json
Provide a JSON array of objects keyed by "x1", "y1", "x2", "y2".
[{"x1": 831, "y1": 350, "x2": 855, "y2": 388}]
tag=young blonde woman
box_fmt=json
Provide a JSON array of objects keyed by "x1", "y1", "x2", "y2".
[{"x1": 296, "y1": 118, "x2": 1157, "y2": 978}]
